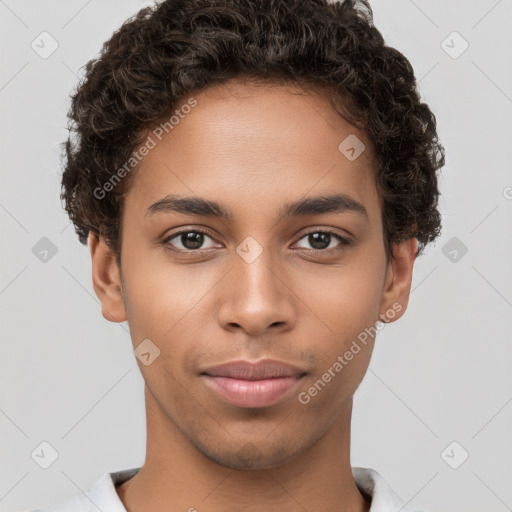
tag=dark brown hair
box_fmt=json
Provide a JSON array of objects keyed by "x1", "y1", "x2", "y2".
[{"x1": 60, "y1": 0, "x2": 445, "y2": 267}]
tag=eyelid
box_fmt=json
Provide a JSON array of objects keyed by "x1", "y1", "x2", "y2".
[
  {"x1": 162, "y1": 227, "x2": 219, "y2": 250},
  {"x1": 162, "y1": 226, "x2": 352, "y2": 253},
  {"x1": 293, "y1": 228, "x2": 352, "y2": 250}
]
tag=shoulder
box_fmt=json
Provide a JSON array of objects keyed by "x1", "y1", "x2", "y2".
[
  {"x1": 25, "y1": 471, "x2": 128, "y2": 512},
  {"x1": 25, "y1": 493, "x2": 98, "y2": 512},
  {"x1": 352, "y1": 466, "x2": 429, "y2": 512}
]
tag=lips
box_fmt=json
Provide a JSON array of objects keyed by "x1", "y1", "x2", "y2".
[
  {"x1": 200, "y1": 359, "x2": 307, "y2": 408},
  {"x1": 202, "y1": 359, "x2": 306, "y2": 380}
]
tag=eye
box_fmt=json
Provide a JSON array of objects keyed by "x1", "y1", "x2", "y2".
[
  {"x1": 162, "y1": 228, "x2": 351, "y2": 253},
  {"x1": 163, "y1": 229, "x2": 218, "y2": 251},
  {"x1": 294, "y1": 230, "x2": 351, "y2": 251}
]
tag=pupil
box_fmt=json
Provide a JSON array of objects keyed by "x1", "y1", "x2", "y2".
[
  {"x1": 309, "y1": 233, "x2": 330, "y2": 250},
  {"x1": 182, "y1": 232, "x2": 204, "y2": 249}
]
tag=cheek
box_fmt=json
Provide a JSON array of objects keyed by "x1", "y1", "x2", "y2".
[
  {"x1": 298, "y1": 277, "x2": 379, "y2": 414},
  {"x1": 121, "y1": 251, "x2": 214, "y2": 337},
  {"x1": 294, "y1": 254, "x2": 384, "y2": 398},
  {"x1": 297, "y1": 255, "x2": 385, "y2": 340},
  {"x1": 120, "y1": 254, "x2": 221, "y2": 387}
]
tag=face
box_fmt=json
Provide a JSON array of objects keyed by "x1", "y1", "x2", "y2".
[{"x1": 90, "y1": 79, "x2": 416, "y2": 470}]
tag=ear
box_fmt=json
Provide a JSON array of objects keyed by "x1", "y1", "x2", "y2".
[
  {"x1": 378, "y1": 238, "x2": 417, "y2": 323},
  {"x1": 88, "y1": 232, "x2": 127, "y2": 323}
]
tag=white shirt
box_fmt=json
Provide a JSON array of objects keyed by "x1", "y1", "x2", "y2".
[{"x1": 32, "y1": 466, "x2": 426, "y2": 512}]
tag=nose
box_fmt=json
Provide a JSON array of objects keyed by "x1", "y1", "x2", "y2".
[{"x1": 217, "y1": 247, "x2": 296, "y2": 336}]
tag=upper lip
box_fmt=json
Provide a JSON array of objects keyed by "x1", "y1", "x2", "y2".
[{"x1": 201, "y1": 359, "x2": 307, "y2": 380}]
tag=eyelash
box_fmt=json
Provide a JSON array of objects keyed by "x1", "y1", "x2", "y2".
[{"x1": 162, "y1": 228, "x2": 351, "y2": 254}]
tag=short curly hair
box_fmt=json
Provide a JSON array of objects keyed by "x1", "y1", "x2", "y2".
[{"x1": 60, "y1": 0, "x2": 445, "y2": 268}]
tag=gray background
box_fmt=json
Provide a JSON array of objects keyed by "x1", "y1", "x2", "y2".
[{"x1": 1, "y1": 0, "x2": 511, "y2": 511}]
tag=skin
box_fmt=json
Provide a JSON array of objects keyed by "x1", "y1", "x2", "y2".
[{"x1": 88, "y1": 79, "x2": 417, "y2": 512}]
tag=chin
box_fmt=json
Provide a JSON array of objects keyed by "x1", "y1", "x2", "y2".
[{"x1": 198, "y1": 438, "x2": 302, "y2": 470}]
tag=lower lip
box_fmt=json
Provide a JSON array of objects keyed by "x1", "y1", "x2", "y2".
[{"x1": 202, "y1": 375, "x2": 304, "y2": 408}]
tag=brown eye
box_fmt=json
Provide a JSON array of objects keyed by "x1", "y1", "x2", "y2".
[
  {"x1": 294, "y1": 231, "x2": 351, "y2": 251},
  {"x1": 163, "y1": 230, "x2": 217, "y2": 251}
]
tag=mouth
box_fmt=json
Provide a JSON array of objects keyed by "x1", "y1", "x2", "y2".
[{"x1": 200, "y1": 359, "x2": 307, "y2": 408}]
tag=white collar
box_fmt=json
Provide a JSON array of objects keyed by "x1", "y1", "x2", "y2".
[{"x1": 37, "y1": 466, "x2": 425, "y2": 512}]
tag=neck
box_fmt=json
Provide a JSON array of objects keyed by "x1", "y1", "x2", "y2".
[{"x1": 116, "y1": 385, "x2": 370, "y2": 512}]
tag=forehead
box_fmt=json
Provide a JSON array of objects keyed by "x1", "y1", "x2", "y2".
[{"x1": 124, "y1": 79, "x2": 380, "y2": 223}]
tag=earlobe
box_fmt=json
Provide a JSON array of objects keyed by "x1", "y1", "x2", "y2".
[
  {"x1": 378, "y1": 238, "x2": 417, "y2": 324},
  {"x1": 88, "y1": 232, "x2": 127, "y2": 323}
]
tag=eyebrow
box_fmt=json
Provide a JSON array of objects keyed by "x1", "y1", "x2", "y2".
[{"x1": 145, "y1": 193, "x2": 368, "y2": 221}]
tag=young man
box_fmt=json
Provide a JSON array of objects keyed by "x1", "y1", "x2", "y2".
[{"x1": 37, "y1": 0, "x2": 444, "y2": 510}]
